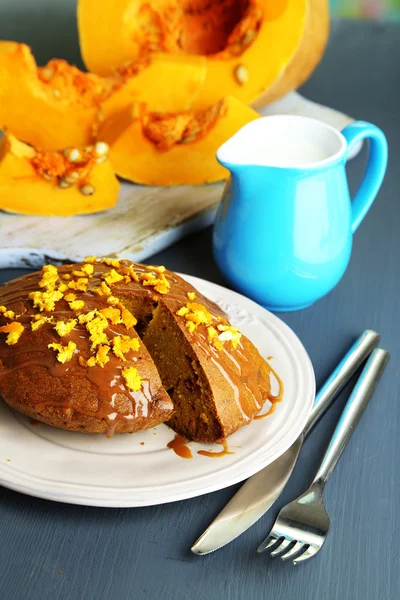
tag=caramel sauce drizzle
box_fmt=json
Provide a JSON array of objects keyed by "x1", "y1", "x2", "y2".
[
  {"x1": 167, "y1": 434, "x2": 193, "y2": 459},
  {"x1": 197, "y1": 439, "x2": 235, "y2": 458},
  {"x1": 254, "y1": 362, "x2": 284, "y2": 420}
]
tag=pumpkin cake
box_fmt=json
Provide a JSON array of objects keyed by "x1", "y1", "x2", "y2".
[{"x1": 0, "y1": 259, "x2": 272, "y2": 442}]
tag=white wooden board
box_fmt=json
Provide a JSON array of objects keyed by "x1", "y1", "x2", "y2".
[{"x1": 0, "y1": 93, "x2": 358, "y2": 268}]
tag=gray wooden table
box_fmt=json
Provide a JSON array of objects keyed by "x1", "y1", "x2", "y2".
[{"x1": 0, "y1": 17, "x2": 399, "y2": 600}]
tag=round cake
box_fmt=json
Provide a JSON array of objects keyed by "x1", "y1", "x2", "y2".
[{"x1": 0, "y1": 258, "x2": 272, "y2": 442}]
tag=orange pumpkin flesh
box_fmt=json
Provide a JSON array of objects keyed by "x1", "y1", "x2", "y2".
[
  {"x1": 102, "y1": 96, "x2": 259, "y2": 186},
  {"x1": 0, "y1": 42, "x2": 111, "y2": 150},
  {"x1": 78, "y1": 0, "x2": 329, "y2": 107},
  {"x1": 101, "y1": 53, "x2": 207, "y2": 131},
  {"x1": 0, "y1": 131, "x2": 120, "y2": 216}
]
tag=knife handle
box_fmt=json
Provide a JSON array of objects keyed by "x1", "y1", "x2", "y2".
[
  {"x1": 303, "y1": 329, "x2": 380, "y2": 438},
  {"x1": 313, "y1": 348, "x2": 389, "y2": 484}
]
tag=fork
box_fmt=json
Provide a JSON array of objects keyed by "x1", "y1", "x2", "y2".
[{"x1": 257, "y1": 347, "x2": 389, "y2": 564}]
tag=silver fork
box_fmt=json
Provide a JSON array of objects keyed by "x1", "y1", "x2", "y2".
[{"x1": 257, "y1": 347, "x2": 390, "y2": 564}]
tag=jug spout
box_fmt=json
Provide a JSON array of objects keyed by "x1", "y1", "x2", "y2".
[{"x1": 216, "y1": 118, "x2": 264, "y2": 174}]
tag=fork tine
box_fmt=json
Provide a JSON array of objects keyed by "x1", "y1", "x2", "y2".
[
  {"x1": 280, "y1": 541, "x2": 305, "y2": 561},
  {"x1": 293, "y1": 544, "x2": 319, "y2": 565},
  {"x1": 270, "y1": 538, "x2": 292, "y2": 558},
  {"x1": 257, "y1": 534, "x2": 281, "y2": 553}
]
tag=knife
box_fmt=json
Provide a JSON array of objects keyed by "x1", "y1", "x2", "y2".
[{"x1": 191, "y1": 329, "x2": 380, "y2": 555}]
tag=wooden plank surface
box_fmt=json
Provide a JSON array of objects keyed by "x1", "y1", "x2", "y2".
[{"x1": 0, "y1": 15, "x2": 400, "y2": 600}]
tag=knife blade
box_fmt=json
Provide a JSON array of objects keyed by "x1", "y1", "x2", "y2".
[{"x1": 191, "y1": 329, "x2": 380, "y2": 555}]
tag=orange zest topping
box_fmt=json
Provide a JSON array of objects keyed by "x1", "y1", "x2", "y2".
[
  {"x1": 39, "y1": 264, "x2": 59, "y2": 289},
  {"x1": 85, "y1": 313, "x2": 109, "y2": 349},
  {"x1": 0, "y1": 306, "x2": 6, "y2": 313},
  {"x1": 122, "y1": 366, "x2": 144, "y2": 391},
  {"x1": 107, "y1": 295, "x2": 120, "y2": 305},
  {"x1": 120, "y1": 306, "x2": 137, "y2": 329},
  {"x1": 101, "y1": 258, "x2": 120, "y2": 268},
  {"x1": 78, "y1": 310, "x2": 98, "y2": 324},
  {"x1": 68, "y1": 278, "x2": 89, "y2": 292},
  {"x1": 86, "y1": 344, "x2": 110, "y2": 368},
  {"x1": 81, "y1": 264, "x2": 94, "y2": 276},
  {"x1": 64, "y1": 292, "x2": 76, "y2": 302},
  {"x1": 48, "y1": 341, "x2": 77, "y2": 363},
  {"x1": 187, "y1": 291, "x2": 196, "y2": 301},
  {"x1": 93, "y1": 281, "x2": 112, "y2": 296},
  {"x1": 176, "y1": 301, "x2": 213, "y2": 333},
  {"x1": 31, "y1": 315, "x2": 53, "y2": 331},
  {"x1": 54, "y1": 319, "x2": 77, "y2": 337},
  {"x1": 208, "y1": 324, "x2": 242, "y2": 350},
  {"x1": 3, "y1": 310, "x2": 15, "y2": 319},
  {"x1": 102, "y1": 269, "x2": 124, "y2": 285},
  {"x1": 69, "y1": 299, "x2": 85, "y2": 311},
  {"x1": 207, "y1": 325, "x2": 223, "y2": 351},
  {"x1": 112, "y1": 335, "x2": 140, "y2": 360},
  {"x1": 120, "y1": 266, "x2": 139, "y2": 282},
  {"x1": 84, "y1": 256, "x2": 97, "y2": 263},
  {"x1": 0, "y1": 321, "x2": 24, "y2": 345},
  {"x1": 29, "y1": 289, "x2": 63, "y2": 312},
  {"x1": 140, "y1": 268, "x2": 170, "y2": 294},
  {"x1": 100, "y1": 307, "x2": 122, "y2": 324}
]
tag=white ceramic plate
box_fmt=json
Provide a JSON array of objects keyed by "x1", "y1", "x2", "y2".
[{"x1": 0, "y1": 275, "x2": 315, "y2": 507}]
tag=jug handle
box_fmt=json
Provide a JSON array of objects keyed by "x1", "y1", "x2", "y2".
[{"x1": 341, "y1": 121, "x2": 388, "y2": 234}]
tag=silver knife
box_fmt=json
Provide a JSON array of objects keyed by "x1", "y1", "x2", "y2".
[{"x1": 191, "y1": 329, "x2": 380, "y2": 555}]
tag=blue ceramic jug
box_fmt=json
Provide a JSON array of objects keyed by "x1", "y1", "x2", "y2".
[{"x1": 213, "y1": 116, "x2": 388, "y2": 311}]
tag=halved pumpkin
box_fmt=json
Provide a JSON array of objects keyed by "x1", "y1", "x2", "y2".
[
  {"x1": 77, "y1": 0, "x2": 329, "y2": 107},
  {"x1": 100, "y1": 95, "x2": 259, "y2": 186},
  {"x1": 0, "y1": 42, "x2": 111, "y2": 150},
  {"x1": 102, "y1": 53, "x2": 207, "y2": 131},
  {"x1": 0, "y1": 131, "x2": 120, "y2": 216}
]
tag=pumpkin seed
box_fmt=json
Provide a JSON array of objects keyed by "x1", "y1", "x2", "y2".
[
  {"x1": 42, "y1": 172, "x2": 54, "y2": 181},
  {"x1": 63, "y1": 171, "x2": 80, "y2": 184},
  {"x1": 58, "y1": 179, "x2": 71, "y2": 189},
  {"x1": 52, "y1": 88, "x2": 61, "y2": 98},
  {"x1": 242, "y1": 29, "x2": 256, "y2": 47},
  {"x1": 64, "y1": 148, "x2": 82, "y2": 163},
  {"x1": 181, "y1": 132, "x2": 198, "y2": 144},
  {"x1": 94, "y1": 141, "x2": 109, "y2": 157},
  {"x1": 234, "y1": 64, "x2": 249, "y2": 86},
  {"x1": 80, "y1": 183, "x2": 95, "y2": 196}
]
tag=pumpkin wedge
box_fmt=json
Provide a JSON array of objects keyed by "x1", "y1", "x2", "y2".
[
  {"x1": 100, "y1": 96, "x2": 259, "y2": 186},
  {"x1": 0, "y1": 42, "x2": 111, "y2": 150},
  {"x1": 102, "y1": 53, "x2": 207, "y2": 131},
  {"x1": 77, "y1": 0, "x2": 329, "y2": 108},
  {"x1": 0, "y1": 131, "x2": 119, "y2": 216}
]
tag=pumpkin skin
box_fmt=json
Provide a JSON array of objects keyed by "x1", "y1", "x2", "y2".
[
  {"x1": 101, "y1": 96, "x2": 259, "y2": 186},
  {"x1": 0, "y1": 132, "x2": 120, "y2": 216},
  {"x1": 0, "y1": 42, "x2": 111, "y2": 151},
  {"x1": 77, "y1": 0, "x2": 329, "y2": 108}
]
